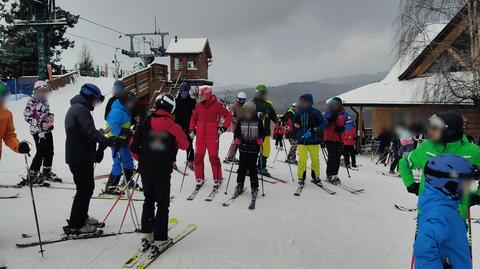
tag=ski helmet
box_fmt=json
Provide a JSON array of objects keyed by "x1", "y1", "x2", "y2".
[
  {"x1": 33, "y1": 80, "x2": 50, "y2": 92},
  {"x1": 291, "y1": 102, "x2": 297, "y2": 108},
  {"x1": 178, "y1": 83, "x2": 190, "y2": 98},
  {"x1": 80, "y1": 83, "x2": 104, "y2": 102},
  {"x1": 119, "y1": 91, "x2": 137, "y2": 106},
  {"x1": 326, "y1": 97, "x2": 342, "y2": 106},
  {"x1": 256, "y1": 84, "x2": 267, "y2": 94},
  {"x1": 424, "y1": 154, "x2": 477, "y2": 200},
  {"x1": 242, "y1": 101, "x2": 256, "y2": 113},
  {"x1": 155, "y1": 93, "x2": 176, "y2": 113},
  {"x1": 428, "y1": 112, "x2": 464, "y2": 143},
  {"x1": 112, "y1": 80, "x2": 125, "y2": 94},
  {"x1": 0, "y1": 81, "x2": 8, "y2": 98},
  {"x1": 198, "y1": 85, "x2": 213, "y2": 101},
  {"x1": 237, "y1": 91, "x2": 247, "y2": 105}
]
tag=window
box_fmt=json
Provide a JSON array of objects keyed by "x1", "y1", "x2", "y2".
[
  {"x1": 187, "y1": 59, "x2": 198, "y2": 70},
  {"x1": 174, "y1": 58, "x2": 183, "y2": 71}
]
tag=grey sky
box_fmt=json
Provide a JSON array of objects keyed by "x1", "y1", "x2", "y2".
[{"x1": 58, "y1": 0, "x2": 400, "y2": 86}]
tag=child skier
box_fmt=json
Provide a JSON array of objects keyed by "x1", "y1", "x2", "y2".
[
  {"x1": 232, "y1": 101, "x2": 265, "y2": 199},
  {"x1": 273, "y1": 120, "x2": 285, "y2": 149},
  {"x1": 283, "y1": 103, "x2": 298, "y2": 164},
  {"x1": 104, "y1": 91, "x2": 137, "y2": 194},
  {"x1": 224, "y1": 91, "x2": 247, "y2": 163},
  {"x1": 342, "y1": 121, "x2": 357, "y2": 168},
  {"x1": 0, "y1": 82, "x2": 30, "y2": 159},
  {"x1": 399, "y1": 111, "x2": 480, "y2": 220},
  {"x1": 23, "y1": 80, "x2": 59, "y2": 184},
  {"x1": 189, "y1": 86, "x2": 232, "y2": 189},
  {"x1": 104, "y1": 80, "x2": 125, "y2": 120},
  {"x1": 294, "y1": 94, "x2": 326, "y2": 186},
  {"x1": 414, "y1": 154, "x2": 476, "y2": 269},
  {"x1": 130, "y1": 93, "x2": 189, "y2": 255}
]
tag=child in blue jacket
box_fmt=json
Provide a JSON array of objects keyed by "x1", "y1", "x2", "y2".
[{"x1": 414, "y1": 154, "x2": 476, "y2": 269}]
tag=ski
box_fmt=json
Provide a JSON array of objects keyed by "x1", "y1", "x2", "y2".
[
  {"x1": 135, "y1": 224, "x2": 197, "y2": 269},
  {"x1": 0, "y1": 193, "x2": 20, "y2": 199},
  {"x1": 222, "y1": 189, "x2": 244, "y2": 207},
  {"x1": 187, "y1": 182, "x2": 204, "y2": 201},
  {"x1": 394, "y1": 204, "x2": 417, "y2": 212},
  {"x1": 204, "y1": 185, "x2": 221, "y2": 202},
  {"x1": 294, "y1": 184, "x2": 304, "y2": 196},
  {"x1": 122, "y1": 218, "x2": 178, "y2": 268},
  {"x1": 92, "y1": 194, "x2": 145, "y2": 202},
  {"x1": 94, "y1": 174, "x2": 110, "y2": 180},
  {"x1": 16, "y1": 230, "x2": 138, "y2": 248},
  {"x1": 311, "y1": 180, "x2": 336, "y2": 195},
  {"x1": 223, "y1": 169, "x2": 277, "y2": 184},
  {"x1": 325, "y1": 181, "x2": 364, "y2": 194}
]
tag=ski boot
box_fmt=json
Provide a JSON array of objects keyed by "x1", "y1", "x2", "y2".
[
  {"x1": 312, "y1": 177, "x2": 322, "y2": 186},
  {"x1": 258, "y1": 168, "x2": 271, "y2": 177},
  {"x1": 328, "y1": 175, "x2": 341, "y2": 185},
  {"x1": 148, "y1": 238, "x2": 173, "y2": 258},
  {"x1": 64, "y1": 223, "x2": 98, "y2": 235},
  {"x1": 234, "y1": 184, "x2": 244, "y2": 197},
  {"x1": 214, "y1": 179, "x2": 223, "y2": 190},
  {"x1": 42, "y1": 167, "x2": 62, "y2": 182},
  {"x1": 251, "y1": 188, "x2": 259, "y2": 199},
  {"x1": 104, "y1": 174, "x2": 122, "y2": 194},
  {"x1": 85, "y1": 216, "x2": 99, "y2": 226},
  {"x1": 196, "y1": 179, "x2": 205, "y2": 190}
]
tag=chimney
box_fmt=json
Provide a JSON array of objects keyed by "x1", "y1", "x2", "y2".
[{"x1": 175, "y1": 36, "x2": 178, "y2": 43}]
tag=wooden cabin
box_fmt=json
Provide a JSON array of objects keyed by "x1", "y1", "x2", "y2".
[{"x1": 166, "y1": 37, "x2": 213, "y2": 86}]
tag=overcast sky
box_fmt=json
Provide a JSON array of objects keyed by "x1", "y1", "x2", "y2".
[{"x1": 57, "y1": 0, "x2": 400, "y2": 86}]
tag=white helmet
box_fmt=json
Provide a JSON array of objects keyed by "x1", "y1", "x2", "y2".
[
  {"x1": 155, "y1": 93, "x2": 176, "y2": 113},
  {"x1": 237, "y1": 91, "x2": 247, "y2": 99},
  {"x1": 291, "y1": 102, "x2": 297, "y2": 108}
]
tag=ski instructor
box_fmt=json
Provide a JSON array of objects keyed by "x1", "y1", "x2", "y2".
[
  {"x1": 64, "y1": 83, "x2": 115, "y2": 234},
  {"x1": 189, "y1": 86, "x2": 233, "y2": 188}
]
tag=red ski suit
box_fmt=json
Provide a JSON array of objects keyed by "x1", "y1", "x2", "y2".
[{"x1": 190, "y1": 96, "x2": 233, "y2": 181}]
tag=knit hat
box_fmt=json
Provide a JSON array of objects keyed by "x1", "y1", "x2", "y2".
[
  {"x1": 299, "y1": 93, "x2": 313, "y2": 104},
  {"x1": 256, "y1": 84, "x2": 267, "y2": 94}
]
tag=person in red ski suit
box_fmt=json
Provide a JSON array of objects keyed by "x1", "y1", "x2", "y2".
[
  {"x1": 189, "y1": 86, "x2": 233, "y2": 186},
  {"x1": 342, "y1": 126, "x2": 357, "y2": 168}
]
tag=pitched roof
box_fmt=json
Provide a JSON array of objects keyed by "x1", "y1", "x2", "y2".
[{"x1": 166, "y1": 38, "x2": 211, "y2": 57}]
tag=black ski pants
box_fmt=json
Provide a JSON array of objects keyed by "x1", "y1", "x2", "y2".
[
  {"x1": 325, "y1": 141, "x2": 343, "y2": 177},
  {"x1": 343, "y1": 145, "x2": 356, "y2": 167},
  {"x1": 30, "y1": 132, "x2": 54, "y2": 172},
  {"x1": 237, "y1": 152, "x2": 259, "y2": 189},
  {"x1": 68, "y1": 162, "x2": 95, "y2": 229},
  {"x1": 141, "y1": 174, "x2": 171, "y2": 241}
]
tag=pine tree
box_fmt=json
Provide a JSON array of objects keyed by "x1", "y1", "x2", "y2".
[{"x1": 78, "y1": 45, "x2": 95, "y2": 77}]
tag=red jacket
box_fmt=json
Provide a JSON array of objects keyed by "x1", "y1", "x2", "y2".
[
  {"x1": 274, "y1": 122, "x2": 286, "y2": 135},
  {"x1": 342, "y1": 127, "x2": 357, "y2": 146},
  {"x1": 189, "y1": 96, "x2": 233, "y2": 139},
  {"x1": 323, "y1": 109, "x2": 347, "y2": 143}
]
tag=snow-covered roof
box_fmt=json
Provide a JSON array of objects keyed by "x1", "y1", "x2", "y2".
[
  {"x1": 166, "y1": 38, "x2": 209, "y2": 54},
  {"x1": 338, "y1": 23, "x2": 466, "y2": 106}
]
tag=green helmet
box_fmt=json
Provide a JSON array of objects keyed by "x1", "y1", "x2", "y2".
[
  {"x1": 0, "y1": 82, "x2": 8, "y2": 98},
  {"x1": 242, "y1": 101, "x2": 257, "y2": 113},
  {"x1": 256, "y1": 84, "x2": 267, "y2": 94}
]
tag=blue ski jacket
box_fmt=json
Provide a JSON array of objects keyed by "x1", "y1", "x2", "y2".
[
  {"x1": 294, "y1": 106, "x2": 326, "y2": 145},
  {"x1": 414, "y1": 183, "x2": 472, "y2": 269},
  {"x1": 106, "y1": 99, "x2": 131, "y2": 139}
]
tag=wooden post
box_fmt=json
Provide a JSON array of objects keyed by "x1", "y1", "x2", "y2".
[{"x1": 357, "y1": 106, "x2": 364, "y2": 152}]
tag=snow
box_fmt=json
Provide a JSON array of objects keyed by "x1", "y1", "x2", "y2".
[
  {"x1": 166, "y1": 38, "x2": 208, "y2": 54},
  {"x1": 337, "y1": 24, "x2": 452, "y2": 106},
  {"x1": 0, "y1": 77, "x2": 479, "y2": 268}
]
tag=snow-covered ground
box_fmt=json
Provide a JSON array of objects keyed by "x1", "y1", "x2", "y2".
[{"x1": 0, "y1": 77, "x2": 478, "y2": 268}]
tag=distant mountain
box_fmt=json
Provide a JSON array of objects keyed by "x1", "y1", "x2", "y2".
[{"x1": 223, "y1": 71, "x2": 387, "y2": 112}]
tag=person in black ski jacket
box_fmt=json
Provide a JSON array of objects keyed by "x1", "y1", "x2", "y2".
[
  {"x1": 65, "y1": 83, "x2": 114, "y2": 234},
  {"x1": 130, "y1": 93, "x2": 189, "y2": 255},
  {"x1": 174, "y1": 83, "x2": 196, "y2": 170},
  {"x1": 232, "y1": 101, "x2": 265, "y2": 199}
]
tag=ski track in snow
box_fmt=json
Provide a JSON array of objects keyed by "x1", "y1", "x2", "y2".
[{"x1": 0, "y1": 76, "x2": 479, "y2": 268}]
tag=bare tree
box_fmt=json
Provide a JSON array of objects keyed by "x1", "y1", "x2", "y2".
[{"x1": 396, "y1": 0, "x2": 480, "y2": 106}]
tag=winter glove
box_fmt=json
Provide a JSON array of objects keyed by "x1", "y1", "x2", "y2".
[
  {"x1": 218, "y1": 127, "x2": 226, "y2": 136},
  {"x1": 335, "y1": 126, "x2": 345, "y2": 132},
  {"x1": 294, "y1": 123, "x2": 301, "y2": 128},
  {"x1": 94, "y1": 147, "x2": 105, "y2": 163},
  {"x1": 470, "y1": 194, "x2": 480, "y2": 206},
  {"x1": 18, "y1": 141, "x2": 30, "y2": 154},
  {"x1": 189, "y1": 130, "x2": 196, "y2": 140},
  {"x1": 312, "y1": 127, "x2": 320, "y2": 134},
  {"x1": 407, "y1": 182, "x2": 420, "y2": 196},
  {"x1": 234, "y1": 138, "x2": 241, "y2": 145},
  {"x1": 257, "y1": 112, "x2": 265, "y2": 120},
  {"x1": 107, "y1": 137, "x2": 121, "y2": 149},
  {"x1": 257, "y1": 138, "x2": 264, "y2": 145}
]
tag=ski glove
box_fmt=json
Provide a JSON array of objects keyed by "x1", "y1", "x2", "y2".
[
  {"x1": 218, "y1": 127, "x2": 227, "y2": 136},
  {"x1": 407, "y1": 182, "x2": 420, "y2": 196},
  {"x1": 234, "y1": 138, "x2": 241, "y2": 145},
  {"x1": 18, "y1": 141, "x2": 30, "y2": 154},
  {"x1": 257, "y1": 138, "x2": 264, "y2": 145},
  {"x1": 189, "y1": 130, "x2": 196, "y2": 139},
  {"x1": 94, "y1": 147, "x2": 104, "y2": 163},
  {"x1": 470, "y1": 194, "x2": 480, "y2": 206}
]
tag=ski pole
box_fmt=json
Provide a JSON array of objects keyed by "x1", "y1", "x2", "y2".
[
  {"x1": 179, "y1": 146, "x2": 191, "y2": 193},
  {"x1": 258, "y1": 147, "x2": 265, "y2": 197},
  {"x1": 118, "y1": 180, "x2": 138, "y2": 235},
  {"x1": 125, "y1": 173, "x2": 141, "y2": 230},
  {"x1": 273, "y1": 143, "x2": 281, "y2": 164},
  {"x1": 281, "y1": 136, "x2": 295, "y2": 182},
  {"x1": 24, "y1": 153, "x2": 45, "y2": 257},
  {"x1": 224, "y1": 152, "x2": 236, "y2": 195},
  {"x1": 100, "y1": 187, "x2": 126, "y2": 226}
]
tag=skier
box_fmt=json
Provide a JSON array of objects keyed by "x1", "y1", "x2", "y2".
[
  {"x1": 293, "y1": 94, "x2": 326, "y2": 186},
  {"x1": 232, "y1": 101, "x2": 265, "y2": 199},
  {"x1": 399, "y1": 111, "x2": 480, "y2": 220},
  {"x1": 224, "y1": 91, "x2": 247, "y2": 163},
  {"x1": 189, "y1": 86, "x2": 233, "y2": 188},
  {"x1": 389, "y1": 125, "x2": 415, "y2": 174},
  {"x1": 342, "y1": 119, "x2": 357, "y2": 168},
  {"x1": 174, "y1": 83, "x2": 197, "y2": 170},
  {"x1": 104, "y1": 91, "x2": 137, "y2": 194},
  {"x1": 130, "y1": 93, "x2": 189, "y2": 256},
  {"x1": 283, "y1": 103, "x2": 298, "y2": 164},
  {"x1": 22, "y1": 80, "x2": 60, "y2": 184},
  {"x1": 376, "y1": 128, "x2": 392, "y2": 164},
  {"x1": 273, "y1": 120, "x2": 285, "y2": 149},
  {"x1": 322, "y1": 97, "x2": 351, "y2": 184},
  {"x1": 414, "y1": 154, "x2": 475, "y2": 269},
  {"x1": 253, "y1": 85, "x2": 278, "y2": 176},
  {"x1": 104, "y1": 80, "x2": 125, "y2": 120},
  {"x1": 65, "y1": 83, "x2": 114, "y2": 234},
  {"x1": 0, "y1": 82, "x2": 30, "y2": 159}
]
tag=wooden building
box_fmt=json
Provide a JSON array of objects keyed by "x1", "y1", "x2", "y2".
[
  {"x1": 338, "y1": 8, "x2": 480, "y2": 139},
  {"x1": 166, "y1": 37, "x2": 213, "y2": 86}
]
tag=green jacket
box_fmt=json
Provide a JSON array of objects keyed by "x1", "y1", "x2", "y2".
[
  {"x1": 253, "y1": 97, "x2": 277, "y2": 136},
  {"x1": 399, "y1": 135, "x2": 480, "y2": 219}
]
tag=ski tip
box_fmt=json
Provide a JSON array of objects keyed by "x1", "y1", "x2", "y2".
[
  {"x1": 169, "y1": 218, "x2": 178, "y2": 224},
  {"x1": 186, "y1": 224, "x2": 197, "y2": 230}
]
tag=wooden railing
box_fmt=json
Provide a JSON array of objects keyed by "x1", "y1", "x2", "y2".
[{"x1": 48, "y1": 70, "x2": 80, "y2": 90}]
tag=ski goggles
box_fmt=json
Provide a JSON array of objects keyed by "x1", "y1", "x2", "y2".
[
  {"x1": 238, "y1": 98, "x2": 246, "y2": 105},
  {"x1": 180, "y1": 90, "x2": 189, "y2": 98},
  {"x1": 428, "y1": 114, "x2": 448, "y2": 130}
]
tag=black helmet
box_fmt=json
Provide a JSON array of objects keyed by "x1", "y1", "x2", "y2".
[
  {"x1": 155, "y1": 93, "x2": 176, "y2": 113},
  {"x1": 429, "y1": 112, "x2": 463, "y2": 143},
  {"x1": 118, "y1": 91, "x2": 137, "y2": 106}
]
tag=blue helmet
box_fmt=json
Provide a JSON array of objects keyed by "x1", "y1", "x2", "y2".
[
  {"x1": 80, "y1": 83, "x2": 105, "y2": 102},
  {"x1": 424, "y1": 154, "x2": 477, "y2": 200}
]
